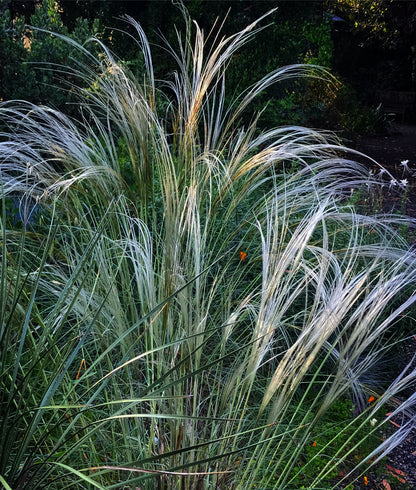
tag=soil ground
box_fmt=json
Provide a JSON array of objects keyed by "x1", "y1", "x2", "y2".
[{"x1": 353, "y1": 124, "x2": 416, "y2": 171}]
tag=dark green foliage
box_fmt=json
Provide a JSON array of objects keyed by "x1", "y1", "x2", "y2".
[
  {"x1": 0, "y1": 9, "x2": 28, "y2": 102},
  {"x1": 221, "y1": 11, "x2": 334, "y2": 129},
  {"x1": 326, "y1": 0, "x2": 416, "y2": 103},
  {"x1": 0, "y1": 0, "x2": 102, "y2": 111}
]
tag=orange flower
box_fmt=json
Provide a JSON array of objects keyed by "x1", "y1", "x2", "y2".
[
  {"x1": 239, "y1": 251, "x2": 247, "y2": 261},
  {"x1": 312, "y1": 441, "x2": 317, "y2": 447},
  {"x1": 364, "y1": 475, "x2": 368, "y2": 485},
  {"x1": 368, "y1": 395, "x2": 375, "y2": 403}
]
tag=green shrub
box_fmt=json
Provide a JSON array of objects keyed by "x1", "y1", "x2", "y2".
[{"x1": 0, "y1": 0, "x2": 102, "y2": 111}]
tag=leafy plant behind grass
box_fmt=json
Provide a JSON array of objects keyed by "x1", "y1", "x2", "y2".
[
  {"x1": 1, "y1": 5, "x2": 416, "y2": 489},
  {"x1": 0, "y1": 0, "x2": 103, "y2": 113}
]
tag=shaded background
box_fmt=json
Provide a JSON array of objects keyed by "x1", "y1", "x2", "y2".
[{"x1": 1, "y1": 0, "x2": 415, "y2": 130}]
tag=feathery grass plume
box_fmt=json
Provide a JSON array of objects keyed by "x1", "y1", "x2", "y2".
[{"x1": 1, "y1": 4, "x2": 416, "y2": 489}]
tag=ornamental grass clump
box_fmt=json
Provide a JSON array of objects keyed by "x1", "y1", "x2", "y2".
[{"x1": 1, "y1": 7, "x2": 416, "y2": 489}]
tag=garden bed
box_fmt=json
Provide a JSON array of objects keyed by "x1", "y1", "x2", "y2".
[
  {"x1": 350, "y1": 126, "x2": 416, "y2": 488},
  {"x1": 353, "y1": 124, "x2": 416, "y2": 217}
]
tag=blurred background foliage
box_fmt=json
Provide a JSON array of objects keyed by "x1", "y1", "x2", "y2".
[{"x1": 1, "y1": 0, "x2": 415, "y2": 132}]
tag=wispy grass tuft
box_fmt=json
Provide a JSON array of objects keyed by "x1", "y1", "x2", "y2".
[{"x1": 1, "y1": 5, "x2": 416, "y2": 489}]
